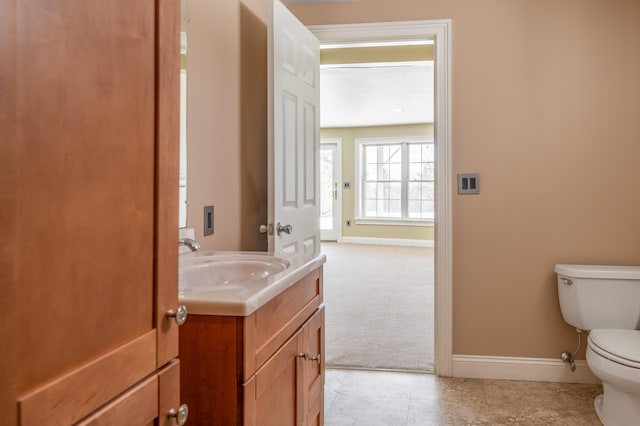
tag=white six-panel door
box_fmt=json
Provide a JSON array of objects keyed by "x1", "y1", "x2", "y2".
[{"x1": 268, "y1": 0, "x2": 320, "y2": 254}]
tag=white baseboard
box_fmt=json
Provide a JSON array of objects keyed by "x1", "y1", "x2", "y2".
[
  {"x1": 340, "y1": 236, "x2": 434, "y2": 248},
  {"x1": 451, "y1": 355, "x2": 601, "y2": 385}
]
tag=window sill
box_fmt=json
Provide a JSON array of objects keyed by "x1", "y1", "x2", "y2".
[{"x1": 354, "y1": 218, "x2": 434, "y2": 227}]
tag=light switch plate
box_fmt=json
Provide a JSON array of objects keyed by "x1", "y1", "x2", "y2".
[{"x1": 458, "y1": 173, "x2": 480, "y2": 194}]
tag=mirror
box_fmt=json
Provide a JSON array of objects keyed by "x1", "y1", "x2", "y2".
[{"x1": 179, "y1": 0, "x2": 188, "y2": 228}]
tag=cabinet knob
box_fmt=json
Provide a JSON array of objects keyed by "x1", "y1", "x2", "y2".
[
  {"x1": 166, "y1": 305, "x2": 188, "y2": 326},
  {"x1": 168, "y1": 404, "x2": 189, "y2": 425},
  {"x1": 310, "y1": 354, "x2": 321, "y2": 365}
]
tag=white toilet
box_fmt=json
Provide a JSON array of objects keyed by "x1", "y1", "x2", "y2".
[{"x1": 556, "y1": 264, "x2": 640, "y2": 426}]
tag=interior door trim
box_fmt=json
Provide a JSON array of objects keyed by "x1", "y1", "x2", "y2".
[{"x1": 308, "y1": 19, "x2": 453, "y2": 376}]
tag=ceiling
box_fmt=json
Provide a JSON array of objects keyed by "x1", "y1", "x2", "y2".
[
  {"x1": 284, "y1": 0, "x2": 359, "y2": 3},
  {"x1": 320, "y1": 62, "x2": 434, "y2": 128}
]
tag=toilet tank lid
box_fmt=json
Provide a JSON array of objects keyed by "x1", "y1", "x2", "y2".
[{"x1": 555, "y1": 264, "x2": 640, "y2": 280}]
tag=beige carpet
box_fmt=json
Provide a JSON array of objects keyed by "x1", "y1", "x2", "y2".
[{"x1": 321, "y1": 243, "x2": 434, "y2": 371}]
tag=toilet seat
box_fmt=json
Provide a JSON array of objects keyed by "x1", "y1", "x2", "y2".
[{"x1": 588, "y1": 329, "x2": 640, "y2": 369}]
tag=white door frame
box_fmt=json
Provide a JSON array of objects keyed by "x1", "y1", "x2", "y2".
[
  {"x1": 320, "y1": 138, "x2": 343, "y2": 242},
  {"x1": 309, "y1": 20, "x2": 453, "y2": 376}
]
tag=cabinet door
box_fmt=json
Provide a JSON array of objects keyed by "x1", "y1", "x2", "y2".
[
  {"x1": 244, "y1": 328, "x2": 304, "y2": 426},
  {"x1": 2, "y1": 0, "x2": 179, "y2": 425},
  {"x1": 301, "y1": 307, "x2": 325, "y2": 426},
  {"x1": 158, "y1": 359, "x2": 182, "y2": 426}
]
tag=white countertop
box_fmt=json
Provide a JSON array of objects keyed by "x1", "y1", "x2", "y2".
[{"x1": 178, "y1": 251, "x2": 326, "y2": 316}]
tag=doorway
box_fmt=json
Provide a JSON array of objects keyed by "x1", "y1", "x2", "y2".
[
  {"x1": 318, "y1": 40, "x2": 435, "y2": 371},
  {"x1": 310, "y1": 20, "x2": 453, "y2": 376},
  {"x1": 320, "y1": 139, "x2": 342, "y2": 242}
]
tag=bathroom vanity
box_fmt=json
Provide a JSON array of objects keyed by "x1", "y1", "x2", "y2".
[{"x1": 179, "y1": 252, "x2": 325, "y2": 426}]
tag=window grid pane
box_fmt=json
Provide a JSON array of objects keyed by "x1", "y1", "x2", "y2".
[
  {"x1": 361, "y1": 141, "x2": 434, "y2": 220},
  {"x1": 407, "y1": 143, "x2": 434, "y2": 219}
]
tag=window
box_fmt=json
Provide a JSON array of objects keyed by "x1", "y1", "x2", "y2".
[{"x1": 356, "y1": 137, "x2": 434, "y2": 224}]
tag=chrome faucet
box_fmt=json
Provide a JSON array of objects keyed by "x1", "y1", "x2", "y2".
[{"x1": 178, "y1": 238, "x2": 201, "y2": 252}]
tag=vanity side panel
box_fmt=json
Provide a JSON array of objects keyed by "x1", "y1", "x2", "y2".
[{"x1": 179, "y1": 315, "x2": 241, "y2": 426}]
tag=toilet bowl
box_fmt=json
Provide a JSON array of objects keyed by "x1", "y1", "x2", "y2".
[
  {"x1": 586, "y1": 329, "x2": 640, "y2": 426},
  {"x1": 555, "y1": 264, "x2": 640, "y2": 426}
]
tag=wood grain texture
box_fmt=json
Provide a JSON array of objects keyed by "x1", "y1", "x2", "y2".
[
  {"x1": 251, "y1": 330, "x2": 303, "y2": 426},
  {"x1": 15, "y1": 0, "x2": 156, "y2": 393},
  {"x1": 180, "y1": 315, "x2": 241, "y2": 426},
  {"x1": 0, "y1": 1, "x2": 18, "y2": 424},
  {"x1": 253, "y1": 268, "x2": 322, "y2": 371},
  {"x1": 303, "y1": 307, "x2": 324, "y2": 426},
  {"x1": 19, "y1": 331, "x2": 157, "y2": 426},
  {"x1": 180, "y1": 267, "x2": 324, "y2": 426},
  {"x1": 75, "y1": 374, "x2": 158, "y2": 426},
  {"x1": 4, "y1": 0, "x2": 180, "y2": 424},
  {"x1": 158, "y1": 359, "x2": 181, "y2": 426},
  {"x1": 155, "y1": 0, "x2": 181, "y2": 368}
]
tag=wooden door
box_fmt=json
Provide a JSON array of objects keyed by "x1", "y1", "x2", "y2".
[
  {"x1": 301, "y1": 307, "x2": 325, "y2": 426},
  {"x1": 1, "y1": 0, "x2": 180, "y2": 425},
  {"x1": 268, "y1": 0, "x2": 321, "y2": 255},
  {"x1": 244, "y1": 329, "x2": 304, "y2": 426}
]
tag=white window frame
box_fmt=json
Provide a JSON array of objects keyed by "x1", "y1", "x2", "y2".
[{"x1": 355, "y1": 136, "x2": 434, "y2": 226}]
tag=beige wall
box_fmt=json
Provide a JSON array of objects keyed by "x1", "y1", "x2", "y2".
[
  {"x1": 322, "y1": 124, "x2": 435, "y2": 241},
  {"x1": 186, "y1": 0, "x2": 268, "y2": 251},
  {"x1": 289, "y1": 0, "x2": 640, "y2": 359},
  {"x1": 186, "y1": 0, "x2": 640, "y2": 360}
]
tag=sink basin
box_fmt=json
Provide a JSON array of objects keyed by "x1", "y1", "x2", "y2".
[
  {"x1": 179, "y1": 254, "x2": 290, "y2": 292},
  {"x1": 178, "y1": 251, "x2": 326, "y2": 316}
]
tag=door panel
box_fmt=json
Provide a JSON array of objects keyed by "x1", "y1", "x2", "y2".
[
  {"x1": 6, "y1": 0, "x2": 179, "y2": 424},
  {"x1": 244, "y1": 329, "x2": 304, "y2": 426},
  {"x1": 157, "y1": 360, "x2": 181, "y2": 426},
  {"x1": 15, "y1": 0, "x2": 156, "y2": 390},
  {"x1": 302, "y1": 307, "x2": 324, "y2": 426},
  {"x1": 320, "y1": 142, "x2": 340, "y2": 241},
  {"x1": 269, "y1": 0, "x2": 320, "y2": 254}
]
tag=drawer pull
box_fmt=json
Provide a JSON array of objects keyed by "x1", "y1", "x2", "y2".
[{"x1": 168, "y1": 404, "x2": 189, "y2": 425}]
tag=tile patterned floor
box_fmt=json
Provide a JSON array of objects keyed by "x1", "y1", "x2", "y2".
[{"x1": 325, "y1": 369, "x2": 603, "y2": 426}]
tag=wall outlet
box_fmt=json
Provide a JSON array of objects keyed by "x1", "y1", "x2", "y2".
[
  {"x1": 343, "y1": 182, "x2": 351, "y2": 189},
  {"x1": 346, "y1": 219, "x2": 351, "y2": 227},
  {"x1": 204, "y1": 205, "x2": 214, "y2": 236}
]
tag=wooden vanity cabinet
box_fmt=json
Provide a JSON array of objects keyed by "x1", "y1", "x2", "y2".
[
  {"x1": 180, "y1": 266, "x2": 325, "y2": 426},
  {"x1": 1, "y1": 1, "x2": 182, "y2": 425}
]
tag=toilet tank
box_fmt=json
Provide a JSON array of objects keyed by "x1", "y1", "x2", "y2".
[{"x1": 555, "y1": 264, "x2": 640, "y2": 331}]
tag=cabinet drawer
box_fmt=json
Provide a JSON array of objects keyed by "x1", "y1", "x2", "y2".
[
  {"x1": 18, "y1": 331, "x2": 157, "y2": 426},
  {"x1": 74, "y1": 374, "x2": 158, "y2": 426},
  {"x1": 243, "y1": 267, "x2": 322, "y2": 379}
]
